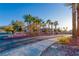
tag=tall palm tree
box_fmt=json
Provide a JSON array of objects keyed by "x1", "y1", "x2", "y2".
[
  {"x1": 46, "y1": 19, "x2": 51, "y2": 29},
  {"x1": 54, "y1": 21, "x2": 58, "y2": 31},
  {"x1": 23, "y1": 14, "x2": 33, "y2": 33},
  {"x1": 50, "y1": 22, "x2": 54, "y2": 34},
  {"x1": 72, "y1": 3, "x2": 77, "y2": 38},
  {"x1": 41, "y1": 21, "x2": 46, "y2": 29},
  {"x1": 24, "y1": 14, "x2": 33, "y2": 25},
  {"x1": 77, "y1": 4, "x2": 79, "y2": 36},
  {"x1": 46, "y1": 19, "x2": 51, "y2": 34},
  {"x1": 66, "y1": 3, "x2": 77, "y2": 38},
  {"x1": 33, "y1": 17, "x2": 42, "y2": 32}
]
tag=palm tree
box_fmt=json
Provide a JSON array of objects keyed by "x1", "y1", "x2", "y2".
[
  {"x1": 50, "y1": 22, "x2": 54, "y2": 34},
  {"x1": 72, "y1": 3, "x2": 77, "y2": 38},
  {"x1": 54, "y1": 21, "x2": 58, "y2": 34},
  {"x1": 24, "y1": 14, "x2": 33, "y2": 25},
  {"x1": 46, "y1": 19, "x2": 51, "y2": 29},
  {"x1": 46, "y1": 19, "x2": 51, "y2": 34},
  {"x1": 23, "y1": 14, "x2": 33, "y2": 33},
  {"x1": 77, "y1": 4, "x2": 79, "y2": 36},
  {"x1": 41, "y1": 21, "x2": 46, "y2": 30},
  {"x1": 66, "y1": 3, "x2": 77, "y2": 38},
  {"x1": 33, "y1": 17, "x2": 42, "y2": 33}
]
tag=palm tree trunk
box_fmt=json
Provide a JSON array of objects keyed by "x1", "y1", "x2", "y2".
[
  {"x1": 55, "y1": 25, "x2": 57, "y2": 34},
  {"x1": 77, "y1": 4, "x2": 79, "y2": 37},
  {"x1": 28, "y1": 22, "x2": 32, "y2": 35},
  {"x1": 48, "y1": 24, "x2": 51, "y2": 35},
  {"x1": 72, "y1": 3, "x2": 77, "y2": 38},
  {"x1": 51, "y1": 25, "x2": 53, "y2": 34},
  {"x1": 55, "y1": 26, "x2": 56, "y2": 30}
]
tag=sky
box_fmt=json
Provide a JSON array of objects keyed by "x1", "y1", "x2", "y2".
[{"x1": 0, "y1": 3, "x2": 72, "y2": 30}]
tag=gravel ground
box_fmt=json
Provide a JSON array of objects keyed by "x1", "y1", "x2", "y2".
[{"x1": 41, "y1": 43, "x2": 79, "y2": 56}]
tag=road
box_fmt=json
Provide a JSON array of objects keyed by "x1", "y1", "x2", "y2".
[{"x1": 0, "y1": 34, "x2": 71, "y2": 56}]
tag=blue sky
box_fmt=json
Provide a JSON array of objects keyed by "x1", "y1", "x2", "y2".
[{"x1": 0, "y1": 3, "x2": 72, "y2": 30}]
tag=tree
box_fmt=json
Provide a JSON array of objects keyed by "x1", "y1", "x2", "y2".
[
  {"x1": 24, "y1": 14, "x2": 33, "y2": 24},
  {"x1": 23, "y1": 14, "x2": 34, "y2": 33},
  {"x1": 72, "y1": 3, "x2": 77, "y2": 38},
  {"x1": 77, "y1": 4, "x2": 79, "y2": 36},
  {"x1": 54, "y1": 21, "x2": 58, "y2": 31},
  {"x1": 24, "y1": 14, "x2": 43, "y2": 35},
  {"x1": 46, "y1": 19, "x2": 51, "y2": 29},
  {"x1": 12, "y1": 20, "x2": 24, "y2": 32},
  {"x1": 46, "y1": 19, "x2": 51, "y2": 34},
  {"x1": 66, "y1": 3, "x2": 77, "y2": 38},
  {"x1": 4, "y1": 26, "x2": 13, "y2": 33},
  {"x1": 32, "y1": 17, "x2": 42, "y2": 33},
  {"x1": 41, "y1": 21, "x2": 46, "y2": 32},
  {"x1": 50, "y1": 22, "x2": 54, "y2": 34}
]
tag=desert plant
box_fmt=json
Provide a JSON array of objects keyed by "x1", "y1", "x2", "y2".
[
  {"x1": 4, "y1": 26, "x2": 14, "y2": 33},
  {"x1": 57, "y1": 36, "x2": 72, "y2": 44}
]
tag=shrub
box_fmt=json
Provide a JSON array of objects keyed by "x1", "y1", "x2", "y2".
[
  {"x1": 57, "y1": 36, "x2": 72, "y2": 45},
  {"x1": 4, "y1": 26, "x2": 14, "y2": 32}
]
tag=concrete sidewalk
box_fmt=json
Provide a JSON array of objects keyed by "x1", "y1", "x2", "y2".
[
  {"x1": 0, "y1": 34, "x2": 71, "y2": 56},
  {"x1": 0, "y1": 35, "x2": 59, "y2": 53},
  {"x1": 0, "y1": 38, "x2": 57, "y2": 56}
]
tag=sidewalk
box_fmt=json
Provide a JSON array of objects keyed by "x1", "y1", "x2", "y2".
[
  {"x1": 0, "y1": 34, "x2": 70, "y2": 55},
  {"x1": 0, "y1": 38, "x2": 57, "y2": 56},
  {"x1": 0, "y1": 35, "x2": 58, "y2": 53}
]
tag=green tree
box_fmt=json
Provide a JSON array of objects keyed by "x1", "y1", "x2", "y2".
[
  {"x1": 24, "y1": 14, "x2": 33, "y2": 24},
  {"x1": 12, "y1": 20, "x2": 24, "y2": 32},
  {"x1": 23, "y1": 14, "x2": 34, "y2": 33},
  {"x1": 33, "y1": 17, "x2": 42, "y2": 32},
  {"x1": 24, "y1": 14, "x2": 42, "y2": 34}
]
